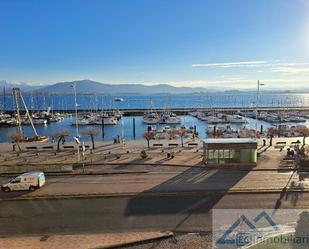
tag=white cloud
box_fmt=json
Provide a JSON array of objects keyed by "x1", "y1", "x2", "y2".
[
  {"x1": 192, "y1": 60, "x2": 309, "y2": 69},
  {"x1": 192, "y1": 60, "x2": 267, "y2": 68},
  {"x1": 270, "y1": 66, "x2": 309, "y2": 74}
]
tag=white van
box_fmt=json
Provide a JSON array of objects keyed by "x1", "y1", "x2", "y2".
[{"x1": 1, "y1": 172, "x2": 45, "y2": 192}]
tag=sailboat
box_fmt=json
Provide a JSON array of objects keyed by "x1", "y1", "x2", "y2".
[
  {"x1": 142, "y1": 99, "x2": 160, "y2": 124},
  {"x1": 12, "y1": 88, "x2": 48, "y2": 142}
]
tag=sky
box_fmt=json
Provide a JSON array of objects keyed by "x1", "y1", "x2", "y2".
[{"x1": 0, "y1": 0, "x2": 309, "y2": 90}]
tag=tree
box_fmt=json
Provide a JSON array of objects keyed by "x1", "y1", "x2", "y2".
[
  {"x1": 82, "y1": 128, "x2": 98, "y2": 149},
  {"x1": 8, "y1": 132, "x2": 23, "y2": 151},
  {"x1": 297, "y1": 127, "x2": 309, "y2": 145},
  {"x1": 173, "y1": 128, "x2": 187, "y2": 147},
  {"x1": 167, "y1": 129, "x2": 178, "y2": 140},
  {"x1": 267, "y1": 127, "x2": 284, "y2": 137},
  {"x1": 54, "y1": 130, "x2": 70, "y2": 151},
  {"x1": 143, "y1": 131, "x2": 155, "y2": 148}
]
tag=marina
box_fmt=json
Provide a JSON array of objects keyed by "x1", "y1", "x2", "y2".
[
  {"x1": 1, "y1": 109, "x2": 309, "y2": 142},
  {"x1": 1, "y1": 92, "x2": 309, "y2": 142}
]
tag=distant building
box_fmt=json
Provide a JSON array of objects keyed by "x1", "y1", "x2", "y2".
[{"x1": 202, "y1": 138, "x2": 257, "y2": 167}]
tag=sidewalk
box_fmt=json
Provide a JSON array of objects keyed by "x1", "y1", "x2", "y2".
[
  {"x1": 1, "y1": 167, "x2": 307, "y2": 201},
  {"x1": 0, "y1": 231, "x2": 173, "y2": 249}
]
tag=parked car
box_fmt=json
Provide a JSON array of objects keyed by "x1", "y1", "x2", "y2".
[{"x1": 1, "y1": 171, "x2": 45, "y2": 192}]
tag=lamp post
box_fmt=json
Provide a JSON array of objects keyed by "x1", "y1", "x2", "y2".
[
  {"x1": 255, "y1": 80, "x2": 265, "y2": 135},
  {"x1": 71, "y1": 82, "x2": 80, "y2": 161}
]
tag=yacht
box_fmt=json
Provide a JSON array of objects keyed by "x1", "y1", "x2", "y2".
[
  {"x1": 225, "y1": 115, "x2": 248, "y2": 124},
  {"x1": 160, "y1": 112, "x2": 181, "y2": 124},
  {"x1": 205, "y1": 116, "x2": 222, "y2": 124},
  {"x1": 23, "y1": 118, "x2": 47, "y2": 125},
  {"x1": 73, "y1": 115, "x2": 117, "y2": 125},
  {"x1": 142, "y1": 112, "x2": 160, "y2": 124},
  {"x1": 72, "y1": 118, "x2": 90, "y2": 126},
  {"x1": 94, "y1": 116, "x2": 117, "y2": 125},
  {"x1": 0, "y1": 113, "x2": 15, "y2": 126}
]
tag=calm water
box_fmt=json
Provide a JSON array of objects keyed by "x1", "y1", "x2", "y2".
[
  {"x1": 1, "y1": 92, "x2": 309, "y2": 111},
  {"x1": 0, "y1": 115, "x2": 273, "y2": 142},
  {"x1": 1, "y1": 92, "x2": 309, "y2": 142}
]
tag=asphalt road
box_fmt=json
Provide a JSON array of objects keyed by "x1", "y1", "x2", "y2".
[
  {"x1": 0, "y1": 169, "x2": 306, "y2": 200},
  {"x1": 1, "y1": 192, "x2": 308, "y2": 237}
]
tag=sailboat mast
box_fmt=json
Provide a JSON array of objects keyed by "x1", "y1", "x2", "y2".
[
  {"x1": 3, "y1": 86, "x2": 6, "y2": 113},
  {"x1": 12, "y1": 88, "x2": 23, "y2": 136},
  {"x1": 18, "y1": 88, "x2": 38, "y2": 137}
]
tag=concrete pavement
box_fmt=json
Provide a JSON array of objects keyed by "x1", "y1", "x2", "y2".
[
  {"x1": 1, "y1": 193, "x2": 308, "y2": 237},
  {"x1": 0, "y1": 232, "x2": 173, "y2": 249},
  {"x1": 1, "y1": 167, "x2": 308, "y2": 200}
]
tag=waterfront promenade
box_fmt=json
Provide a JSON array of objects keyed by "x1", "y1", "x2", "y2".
[{"x1": 0, "y1": 136, "x2": 308, "y2": 248}]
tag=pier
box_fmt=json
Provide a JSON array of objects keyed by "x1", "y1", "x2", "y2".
[{"x1": 3, "y1": 106, "x2": 309, "y2": 116}]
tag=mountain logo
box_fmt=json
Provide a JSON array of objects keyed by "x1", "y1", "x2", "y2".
[{"x1": 216, "y1": 211, "x2": 279, "y2": 246}]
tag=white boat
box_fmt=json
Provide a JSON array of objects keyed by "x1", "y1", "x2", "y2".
[
  {"x1": 72, "y1": 118, "x2": 89, "y2": 126},
  {"x1": 205, "y1": 116, "x2": 222, "y2": 124},
  {"x1": 73, "y1": 115, "x2": 117, "y2": 125},
  {"x1": 142, "y1": 112, "x2": 160, "y2": 124},
  {"x1": 23, "y1": 118, "x2": 47, "y2": 125},
  {"x1": 225, "y1": 115, "x2": 248, "y2": 124},
  {"x1": 160, "y1": 112, "x2": 181, "y2": 124},
  {"x1": 94, "y1": 117, "x2": 117, "y2": 125},
  {"x1": 114, "y1": 97, "x2": 124, "y2": 102}
]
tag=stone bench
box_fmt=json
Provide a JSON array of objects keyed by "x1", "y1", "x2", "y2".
[
  {"x1": 168, "y1": 143, "x2": 179, "y2": 147},
  {"x1": 63, "y1": 145, "x2": 75, "y2": 149},
  {"x1": 26, "y1": 146, "x2": 37, "y2": 150},
  {"x1": 153, "y1": 143, "x2": 163, "y2": 147},
  {"x1": 42, "y1": 146, "x2": 54, "y2": 149}
]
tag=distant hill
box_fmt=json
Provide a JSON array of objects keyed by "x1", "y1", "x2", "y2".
[
  {"x1": 0, "y1": 80, "x2": 40, "y2": 93},
  {"x1": 2, "y1": 79, "x2": 309, "y2": 95},
  {"x1": 32, "y1": 80, "x2": 210, "y2": 95}
]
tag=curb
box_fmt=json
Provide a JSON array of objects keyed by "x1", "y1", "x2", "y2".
[
  {"x1": 0, "y1": 188, "x2": 307, "y2": 201},
  {"x1": 0, "y1": 170, "x2": 149, "y2": 178},
  {"x1": 0, "y1": 165, "x2": 297, "y2": 177},
  {"x1": 100, "y1": 231, "x2": 174, "y2": 249}
]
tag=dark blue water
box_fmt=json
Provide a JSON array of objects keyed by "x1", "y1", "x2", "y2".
[{"x1": 1, "y1": 92, "x2": 309, "y2": 111}]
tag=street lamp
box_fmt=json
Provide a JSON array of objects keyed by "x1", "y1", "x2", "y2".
[
  {"x1": 255, "y1": 80, "x2": 265, "y2": 135},
  {"x1": 71, "y1": 82, "x2": 80, "y2": 161}
]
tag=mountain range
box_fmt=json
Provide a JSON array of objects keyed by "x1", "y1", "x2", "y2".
[
  {"x1": 1, "y1": 79, "x2": 308, "y2": 95},
  {"x1": 0, "y1": 79, "x2": 210, "y2": 95}
]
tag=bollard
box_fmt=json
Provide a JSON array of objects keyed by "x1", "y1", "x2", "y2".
[{"x1": 133, "y1": 118, "x2": 136, "y2": 139}]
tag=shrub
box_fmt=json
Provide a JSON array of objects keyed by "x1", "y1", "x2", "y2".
[{"x1": 140, "y1": 150, "x2": 148, "y2": 159}]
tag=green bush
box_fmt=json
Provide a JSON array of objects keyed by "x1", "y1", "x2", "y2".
[{"x1": 140, "y1": 150, "x2": 148, "y2": 159}]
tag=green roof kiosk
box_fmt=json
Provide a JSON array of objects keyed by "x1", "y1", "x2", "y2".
[{"x1": 203, "y1": 138, "x2": 258, "y2": 167}]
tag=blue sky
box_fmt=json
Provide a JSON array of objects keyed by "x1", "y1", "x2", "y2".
[{"x1": 0, "y1": 0, "x2": 309, "y2": 89}]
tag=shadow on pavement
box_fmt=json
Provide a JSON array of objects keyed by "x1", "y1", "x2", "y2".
[
  {"x1": 124, "y1": 167, "x2": 250, "y2": 219},
  {"x1": 0, "y1": 190, "x2": 31, "y2": 199},
  {"x1": 274, "y1": 170, "x2": 304, "y2": 210}
]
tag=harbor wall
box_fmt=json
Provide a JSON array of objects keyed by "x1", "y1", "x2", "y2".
[{"x1": 3, "y1": 106, "x2": 309, "y2": 116}]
